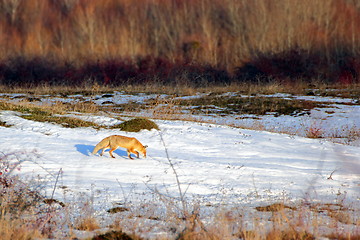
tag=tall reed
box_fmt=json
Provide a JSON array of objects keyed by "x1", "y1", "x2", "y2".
[{"x1": 0, "y1": 0, "x2": 359, "y2": 71}]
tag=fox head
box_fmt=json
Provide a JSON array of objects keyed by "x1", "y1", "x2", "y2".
[{"x1": 139, "y1": 145, "x2": 148, "y2": 158}]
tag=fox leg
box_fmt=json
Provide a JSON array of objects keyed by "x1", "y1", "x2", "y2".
[
  {"x1": 129, "y1": 148, "x2": 139, "y2": 158},
  {"x1": 127, "y1": 149, "x2": 134, "y2": 160},
  {"x1": 100, "y1": 147, "x2": 105, "y2": 156},
  {"x1": 109, "y1": 148, "x2": 117, "y2": 158},
  {"x1": 100, "y1": 145, "x2": 110, "y2": 156},
  {"x1": 127, "y1": 148, "x2": 139, "y2": 158},
  {"x1": 134, "y1": 150, "x2": 140, "y2": 158}
]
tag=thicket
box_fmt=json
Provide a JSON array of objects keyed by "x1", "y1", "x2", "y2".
[
  {"x1": 0, "y1": 0, "x2": 360, "y2": 87},
  {"x1": 111, "y1": 118, "x2": 160, "y2": 132}
]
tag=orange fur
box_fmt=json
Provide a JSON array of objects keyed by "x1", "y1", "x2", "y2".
[{"x1": 92, "y1": 135, "x2": 147, "y2": 159}]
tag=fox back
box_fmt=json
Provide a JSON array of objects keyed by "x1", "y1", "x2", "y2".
[
  {"x1": 110, "y1": 135, "x2": 147, "y2": 155},
  {"x1": 92, "y1": 135, "x2": 147, "y2": 158}
]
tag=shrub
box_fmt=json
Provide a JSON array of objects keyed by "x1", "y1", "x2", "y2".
[
  {"x1": 75, "y1": 217, "x2": 100, "y2": 231},
  {"x1": 234, "y1": 49, "x2": 324, "y2": 82},
  {"x1": 233, "y1": 48, "x2": 360, "y2": 84},
  {"x1": 306, "y1": 123, "x2": 323, "y2": 139},
  {"x1": 92, "y1": 230, "x2": 141, "y2": 240},
  {"x1": 112, "y1": 118, "x2": 159, "y2": 132},
  {"x1": 0, "y1": 56, "x2": 232, "y2": 88},
  {"x1": 0, "y1": 153, "x2": 48, "y2": 239}
]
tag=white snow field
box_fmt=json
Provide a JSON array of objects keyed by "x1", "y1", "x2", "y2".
[
  {"x1": 1, "y1": 110, "x2": 359, "y2": 206},
  {"x1": 0, "y1": 92, "x2": 359, "y2": 238}
]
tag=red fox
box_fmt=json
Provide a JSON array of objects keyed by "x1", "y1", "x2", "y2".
[{"x1": 92, "y1": 135, "x2": 147, "y2": 159}]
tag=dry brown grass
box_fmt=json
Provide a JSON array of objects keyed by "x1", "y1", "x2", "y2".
[
  {"x1": 2, "y1": 99, "x2": 93, "y2": 116},
  {"x1": 75, "y1": 216, "x2": 100, "y2": 231},
  {"x1": 2, "y1": 81, "x2": 360, "y2": 97},
  {"x1": 148, "y1": 96, "x2": 183, "y2": 118},
  {"x1": 0, "y1": 218, "x2": 44, "y2": 240},
  {"x1": 0, "y1": 0, "x2": 359, "y2": 71},
  {"x1": 0, "y1": 155, "x2": 49, "y2": 239},
  {"x1": 106, "y1": 200, "x2": 359, "y2": 240},
  {"x1": 0, "y1": 84, "x2": 111, "y2": 96},
  {"x1": 305, "y1": 123, "x2": 324, "y2": 139},
  {"x1": 0, "y1": 100, "x2": 101, "y2": 128}
]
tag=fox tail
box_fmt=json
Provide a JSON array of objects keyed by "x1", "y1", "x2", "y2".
[{"x1": 92, "y1": 137, "x2": 109, "y2": 155}]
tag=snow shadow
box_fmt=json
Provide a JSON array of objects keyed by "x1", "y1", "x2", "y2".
[
  {"x1": 75, "y1": 144, "x2": 94, "y2": 156},
  {"x1": 75, "y1": 144, "x2": 128, "y2": 158}
]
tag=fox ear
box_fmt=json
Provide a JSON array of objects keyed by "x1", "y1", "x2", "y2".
[{"x1": 144, "y1": 145, "x2": 148, "y2": 148}]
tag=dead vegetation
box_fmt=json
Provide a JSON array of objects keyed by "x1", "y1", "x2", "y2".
[
  {"x1": 111, "y1": 118, "x2": 159, "y2": 132},
  {"x1": 0, "y1": 100, "x2": 101, "y2": 129},
  {"x1": 255, "y1": 203, "x2": 297, "y2": 212},
  {"x1": 1, "y1": 0, "x2": 360, "y2": 87},
  {"x1": 177, "y1": 95, "x2": 320, "y2": 116}
]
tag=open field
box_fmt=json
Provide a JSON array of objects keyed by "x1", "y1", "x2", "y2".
[
  {"x1": 1, "y1": 0, "x2": 360, "y2": 238},
  {"x1": 0, "y1": 86, "x2": 359, "y2": 239},
  {"x1": 1, "y1": 84, "x2": 359, "y2": 144}
]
